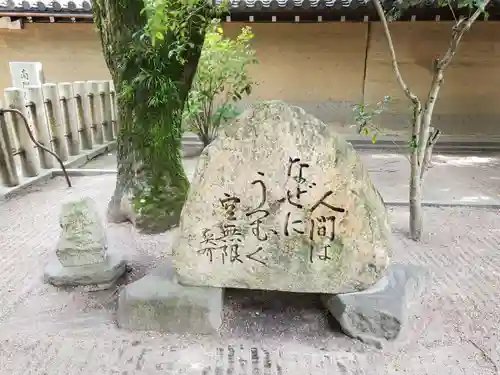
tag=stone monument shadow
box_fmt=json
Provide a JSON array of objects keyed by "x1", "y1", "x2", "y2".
[{"x1": 221, "y1": 288, "x2": 344, "y2": 339}]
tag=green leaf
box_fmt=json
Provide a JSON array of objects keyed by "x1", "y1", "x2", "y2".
[
  {"x1": 372, "y1": 135, "x2": 377, "y2": 144},
  {"x1": 155, "y1": 31, "x2": 164, "y2": 40}
]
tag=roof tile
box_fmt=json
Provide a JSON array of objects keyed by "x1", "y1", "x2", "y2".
[
  {"x1": 0, "y1": 0, "x2": 91, "y2": 11},
  {"x1": 0, "y1": 0, "x2": 497, "y2": 13}
]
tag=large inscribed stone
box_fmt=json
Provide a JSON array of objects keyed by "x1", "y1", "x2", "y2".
[{"x1": 173, "y1": 101, "x2": 391, "y2": 293}]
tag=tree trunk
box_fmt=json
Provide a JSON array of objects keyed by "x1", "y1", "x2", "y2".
[
  {"x1": 408, "y1": 107, "x2": 424, "y2": 241},
  {"x1": 409, "y1": 147, "x2": 423, "y2": 241},
  {"x1": 199, "y1": 132, "x2": 212, "y2": 147},
  {"x1": 409, "y1": 70, "x2": 444, "y2": 240},
  {"x1": 93, "y1": 0, "x2": 209, "y2": 233}
]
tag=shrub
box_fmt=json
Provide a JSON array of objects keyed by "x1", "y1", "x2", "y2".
[{"x1": 182, "y1": 20, "x2": 258, "y2": 146}]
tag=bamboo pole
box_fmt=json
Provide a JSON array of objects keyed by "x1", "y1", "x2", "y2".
[
  {"x1": 4, "y1": 88, "x2": 40, "y2": 177},
  {"x1": 42, "y1": 83, "x2": 70, "y2": 162},
  {"x1": 0, "y1": 100, "x2": 20, "y2": 187},
  {"x1": 58, "y1": 82, "x2": 80, "y2": 156},
  {"x1": 73, "y1": 81, "x2": 93, "y2": 149},
  {"x1": 26, "y1": 85, "x2": 55, "y2": 169},
  {"x1": 86, "y1": 80, "x2": 103, "y2": 145}
]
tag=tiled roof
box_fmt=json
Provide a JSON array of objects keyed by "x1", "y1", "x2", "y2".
[
  {"x1": 216, "y1": 0, "x2": 372, "y2": 8},
  {"x1": 0, "y1": 0, "x2": 422, "y2": 12},
  {"x1": 0, "y1": 0, "x2": 497, "y2": 12},
  {"x1": 0, "y1": 0, "x2": 92, "y2": 12}
]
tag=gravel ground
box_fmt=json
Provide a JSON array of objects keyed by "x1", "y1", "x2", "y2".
[
  {"x1": 0, "y1": 152, "x2": 499, "y2": 374},
  {"x1": 363, "y1": 151, "x2": 500, "y2": 205},
  {"x1": 81, "y1": 150, "x2": 500, "y2": 206}
]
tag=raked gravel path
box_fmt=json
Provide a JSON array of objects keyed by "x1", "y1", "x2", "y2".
[{"x1": 0, "y1": 152, "x2": 499, "y2": 374}]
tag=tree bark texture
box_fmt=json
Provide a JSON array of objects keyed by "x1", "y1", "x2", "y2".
[
  {"x1": 409, "y1": 143, "x2": 423, "y2": 241},
  {"x1": 93, "y1": 0, "x2": 208, "y2": 233}
]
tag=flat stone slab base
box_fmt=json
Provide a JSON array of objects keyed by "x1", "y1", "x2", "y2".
[
  {"x1": 44, "y1": 251, "x2": 127, "y2": 291},
  {"x1": 117, "y1": 261, "x2": 223, "y2": 334},
  {"x1": 321, "y1": 264, "x2": 430, "y2": 348}
]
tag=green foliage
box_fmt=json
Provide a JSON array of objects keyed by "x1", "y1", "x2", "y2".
[
  {"x1": 182, "y1": 20, "x2": 258, "y2": 146},
  {"x1": 111, "y1": 0, "x2": 221, "y2": 227},
  {"x1": 386, "y1": 0, "x2": 490, "y2": 21},
  {"x1": 142, "y1": 0, "x2": 229, "y2": 53},
  {"x1": 352, "y1": 96, "x2": 393, "y2": 144}
]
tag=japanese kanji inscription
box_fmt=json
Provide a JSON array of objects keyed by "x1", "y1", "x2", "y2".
[{"x1": 196, "y1": 156, "x2": 347, "y2": 266}]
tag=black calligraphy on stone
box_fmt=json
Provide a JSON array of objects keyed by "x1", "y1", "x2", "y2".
[
  {"x1": 20, "y1": 68, "x2": 29, "y2": 87},
  {"x1": 20, "y1": 69, "x2": 30, "y2": 101},
  {"x1": 285, "y1": 157, "x2": 310, "y2": 208},
  {"x1": 197, "y1": 193, "x2": 244, "y2": 264},
  {"x1": 308, "y1": 191, "x2": 345, "y2": 263},
  {"x1": 246, "y1": 172, "x2": 276, "y2": 243},
  {"x1": 282, "y1": 156, "x2": 346, "y2": 264},
  {"x1": 245, "y1": 247, "x2": 267, "y2": 266},
  {"x1": 283, "y1": 157, "x2": 315, "y2": 236},
  {"x1": 220, "y1": 193, "x2": 241, "y2": 220}
]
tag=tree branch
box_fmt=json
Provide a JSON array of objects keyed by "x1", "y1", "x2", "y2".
[
  {"x1": 372, "y1": 0, "x2": 421, "y2": 108},
  {"x1": 418, "y1": 0, "x2": 491, "y2": 171},
  {"x1": 438, "y1": 0, "x2": 492, "y2": 71},
  {"x1": 418, "y1": 71, "x2": 442, "y2": 167},
  {"x1": 447, "y1": 1, "x2": 458, "y2": 22},
  {"x1": 420, "y1": 127, "x2": 440, "y2": 180}
]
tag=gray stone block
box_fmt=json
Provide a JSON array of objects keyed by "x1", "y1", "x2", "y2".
[
  {"x1": 56, "y1": 197, "x2": 108, "y2": 267},
  {"x1": 117, "y1": 261, "x2": 223, "y2": 334},
  {"x1": 44, "y1": 249, "x2": 126, "y2": 291},
  {"x1": 321, "y1": 264, "x2": 429, "y2": 348}
]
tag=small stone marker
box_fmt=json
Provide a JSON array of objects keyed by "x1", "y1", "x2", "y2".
[
  {"x1": 56, "y1": 197, "x2": 107, "y2": 267},
  {"x1": 173, "y1": 101, "x2": 391, "y2": 294},
  {"x1": 321, "y1": 264, "x2": 430, "y2": 348},
  {"x1": 44, "y1": 197, "x2": 126, "y2": 290}
]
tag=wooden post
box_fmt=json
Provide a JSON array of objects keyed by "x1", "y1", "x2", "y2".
[
  {"x1": 86, "y1": 80, "x2": 103, "y2": 145},
  {"x1": 0, "y1": 100, "x2": 20, "y2": 187},
  {"x1": 58, "y1": 82, "x2": 80, "y2": 156},
  {"x1": 42, "y1": 83, "x2": 69, "y2": 162},
  {"x1": 4, "y1": 88, "x2": 40, "y2": 177},
  {"x1": 26, "y1": 85, "x2": 55, "y2": 169},
  {"x1": 73, "y1": 81, "x2": 93, "y2": 150},
  {"x1": 98, "y1": 80, "x2": 114, "y2": 142},
  {"x1": 109, "y1": 80, "x2": 118, "y2": 137}
]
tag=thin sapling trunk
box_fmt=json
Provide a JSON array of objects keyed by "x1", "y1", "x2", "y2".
[{"x1": 371, "y1": 0, "x2": 489, "y2": 240}]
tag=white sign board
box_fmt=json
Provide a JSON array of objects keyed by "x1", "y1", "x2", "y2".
[{"x1": 9, "y1": 62, "x2": 45, "y2": 100}]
